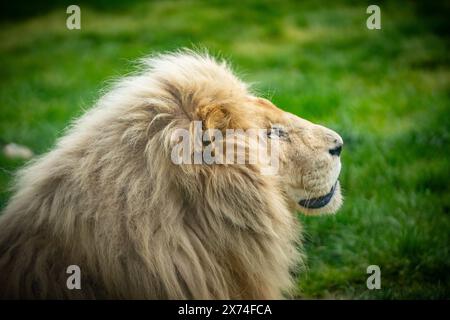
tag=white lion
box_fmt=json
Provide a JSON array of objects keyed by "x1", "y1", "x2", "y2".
[{"x1": 0, "y1": 51, "x2": 343, "y2": 299}]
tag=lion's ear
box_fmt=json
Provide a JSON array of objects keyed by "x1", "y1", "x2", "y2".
[{"x1": 196, "y1": 104, "x2": 239, "y2": 130}]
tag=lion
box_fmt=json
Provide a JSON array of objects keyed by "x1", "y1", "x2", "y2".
[{"x1": 0, "y1": 50, "x2": 343, "y2": 299}]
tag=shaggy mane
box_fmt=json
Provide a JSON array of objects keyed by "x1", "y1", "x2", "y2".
[{"x1": 0, "y1": 50, "x2": 302, "y2": 299}]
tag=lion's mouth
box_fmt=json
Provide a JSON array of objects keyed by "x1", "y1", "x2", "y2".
[{"x1": 298, "y1": 182, "x2": 337, "y2": 209}]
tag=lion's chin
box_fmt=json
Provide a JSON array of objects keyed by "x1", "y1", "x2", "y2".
[{"x1": 296, "y1": 181, "x2": 343, "y2": 216}]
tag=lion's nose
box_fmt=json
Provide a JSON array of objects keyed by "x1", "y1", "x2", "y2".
[
  {"x1": 310, "y1": 123, "x2": 344, "y2": 156},
  {"x1": 329, "y1": 143, "x2": 343, "y2": 157}
]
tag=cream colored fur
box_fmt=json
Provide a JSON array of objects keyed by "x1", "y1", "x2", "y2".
[{"x1": 0, "y1": 50, "x2": 342, "y2": 299}]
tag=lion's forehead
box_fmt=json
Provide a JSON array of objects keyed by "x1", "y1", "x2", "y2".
[{"x1": 244, "y1": 96, "x2": 289, "y2": 126}]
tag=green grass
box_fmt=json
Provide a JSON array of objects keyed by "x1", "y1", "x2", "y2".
[{"x1": 0, "y1": 0, "x2": 449, "y2": 299}]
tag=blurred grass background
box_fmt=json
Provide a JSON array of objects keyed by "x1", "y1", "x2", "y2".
[{"x1": 0, "y1": 0, "x2": 449, "y2": 299}]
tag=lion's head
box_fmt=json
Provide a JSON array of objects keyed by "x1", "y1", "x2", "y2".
[{"x1": 160, "y1": 51, "x2": 344, "y2": 216}]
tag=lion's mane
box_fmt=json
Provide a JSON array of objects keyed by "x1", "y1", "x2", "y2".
[{"x1": 0, "y1": 51, "x2": 302, "y2": 299}]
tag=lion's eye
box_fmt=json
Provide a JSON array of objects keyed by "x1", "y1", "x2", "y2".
[{"x1": 267, "y1": 126, "x2": 289, "y2": 140}]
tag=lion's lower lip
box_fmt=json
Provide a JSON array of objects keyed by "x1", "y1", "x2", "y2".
[{"x1": 298, "y1": 182, "x2": 337, "y2": 209}]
